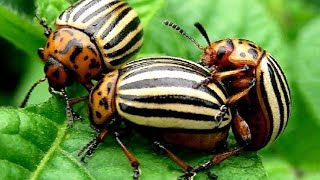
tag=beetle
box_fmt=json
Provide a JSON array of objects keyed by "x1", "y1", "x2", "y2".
[
  {"x1": 78, "y1": 56, "x2": 232, "y2": 179},
  {"x1": 164, "y1": 20, "x2": 291, "y2": 170},
  {"x1": 20, "y1": 0, "x2": 144, "y2": 126}
]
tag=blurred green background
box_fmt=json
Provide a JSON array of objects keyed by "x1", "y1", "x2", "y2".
[{"x1": 0, "y1": 0, "x2": 320, "y2": 179}]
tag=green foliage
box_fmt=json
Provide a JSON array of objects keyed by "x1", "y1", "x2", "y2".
[
  {"x1": 0, "y1": 96, "x2": 267, "y2": 180},
  {"x1": 0, "y1": 0, "x2": 319, "y2": 179}
]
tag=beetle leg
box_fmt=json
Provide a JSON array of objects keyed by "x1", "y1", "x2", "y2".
[
  {"x1": 83, "y1": 81, "x2": 95, "y2": 91},
  {"x1": 69, "y1": 96, "x2": 88, "y2": 105},
  {"x1": 114, "y1": 132, "x2": 140, "y2": 180},
  {"x1": 232, "y1": 111, "x2": 252, "y2": 145},
  {"x1": 152, "y1": 141, "x2": 195, "y2": 178},
  {"x1": 60, "y1": 89, "x2": 83, "y2": 126},
  {"x1": 225, "y1": 78, "x2": 256, "y2": 106},
  {"x1": 78, "y1": 128, "x2": 109, "y2": 162},
  {"x1": 194, "y1": 66, "x2": 250, "y2": 89},
  {"x1": 212, "y1": 65, "x2": 250, "y2": 80},
  {"x1": 193, "y1": 147, "x2": 244, "y2": 174},
  {"x1": 69, "y1": 96, "x2": 89, "y2": 122},
  {"x1": 215, "y1": 105, "x2": 228, "y2": 127},
  {"x1": 20, "y1": 77, "x2": 46, "y2": 108}
]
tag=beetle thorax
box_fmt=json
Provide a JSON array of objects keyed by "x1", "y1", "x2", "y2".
[
  {"x1": 40, "y1": 27, "x2": 103, "y2": 84},
  {"x1": 89, "y1": 70, "x2": 119, "y2": 129}
]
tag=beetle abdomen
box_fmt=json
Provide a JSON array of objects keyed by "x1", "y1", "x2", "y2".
[
  {"x1": 115, "y1": 57, "x2": 232, "y2": 130},
  {"x1": 56, "y1": 0, "x2": 143, "y2": 69},
  {"x1": 256, "y1": 54, "x2": 291, "y2": 146}
]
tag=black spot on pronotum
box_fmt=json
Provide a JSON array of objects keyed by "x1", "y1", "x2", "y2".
[
  {"x1": 89, "y1": 58, "x2": 99, "y2": 69},
  {"x1": 73, "y1": 65, "x2": 79, "y2": 69},
  {"x1": 46, "y1": 42, "x2": 50, "y2": 48},
  {"x1": 84, "y1": 56, "x2": 89, "y2": 61},
  {"x1": 240, "y1": 52, "x2": 246, "y2": 58},
  {"x1": 248, "y1": 48, "x2": 258, "y2": 59},
  {"x1": 85, "y1": 73, "x2": 92, "y2": 79},
  {"x1": 107, "y1": 82, "x2": 112, "y2": 93},
  {"x1": 226, "y1": 39, "x2": 234, "y2": 49},
  {"x1": 54, "y1": 50, "x2": 58, "y2": 53},
  {"x1": 99, "y1": 97, "x2": 109, "y2": 109},
  {"x1": 52, "y1": 32, "x2": 60, "y2": 40},
  {"x1": 97, "y1": 91, "x2": 102, "y2": 95},
  {"x1": 215, "y1": 40, "x2": 223, "y2": 44},
  {"x1": 87, "y1": 45, "x2": 98, "y2": 56},
  {"x1": 217, "y1": 46, "x2": 226, "y2": 60},
  {"x1": 52, "y1": 69, "x2": 60, "y2": 79},
  {"x1": 70, "y1": 46, "x2": 83, "y2": 63},
  {"x1": 95, "y1": 111, "x2": 102, "y2": 118},
  {"x1": 248, "y1": 43, "x2": 257, "y2": 49}
]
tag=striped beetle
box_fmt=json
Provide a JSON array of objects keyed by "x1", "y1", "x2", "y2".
[
  {"x1": 164, "y1": 21, "x2": 291, "y2": 167},
  {"x1": 21, "y1": 0, "x2": 143, "y2": 126},
  {"x1": 79, "y1": 56, "x2": 232, "y2": 179}
]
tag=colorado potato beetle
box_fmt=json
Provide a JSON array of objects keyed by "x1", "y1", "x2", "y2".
[
  {"x1": 79, "y1": 56, "x2": 232, "y2": 179},
  {"x1": 20, "y1": 0, "x2": 143, "y2": 126},
  {"x1": 164, "y1": 20, "x2": 291, "y2": 168}
]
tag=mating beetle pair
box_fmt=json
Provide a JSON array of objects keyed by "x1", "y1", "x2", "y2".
[
  {"x1": 20, "y1": 0, "x2": 291, "y2": 179},
  {"x1": 77, "y1": 21, "x2": 291, "y2": 179}
]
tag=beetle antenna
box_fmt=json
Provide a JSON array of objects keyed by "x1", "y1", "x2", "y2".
[
  {"x1": 194, "y1": 22, "x2": 211, "y2": 46},
  {"x1": 163, "y1": 20, "x2": 205, "y2": 50},
  {"x1": 35, "y1": 15, "x2": 52, "y2": 37},
  {"x1": 20, "y1": 77, "x2": 47, "y2": 108}
]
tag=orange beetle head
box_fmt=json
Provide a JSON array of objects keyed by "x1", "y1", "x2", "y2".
[{"x1": 44, "y1": 56, "x2": 74, "y2": 90}]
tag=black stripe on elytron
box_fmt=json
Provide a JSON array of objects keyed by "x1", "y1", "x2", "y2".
[
  {"x1": 119, "y1": 77, "x2": 226, "y2": 105},
  {"x1": 103, "y1": 16, "x2": 140, "y2": 50},
  {"x1": 104, "y1": 28, "x2": 142, "y2": 59},
  {"x1": 84, "y1": 3, "x2": 127, "y2": 36},
  {"x1": 118, "y1": 94, "x2": 221, "y2": 109},
  {"x1": 120, "y1": 64, "x2": 205, "y2": 81},
  {"x1": 59, "y1": 0, "x2": 85, "y2": 21},
  {"x1": 100, "y1": 7, "x2": 132, "y2": 39},
  {"x1": 266, "y1": 62, "x2": 284, "y2": 141},
  {"x1": 119, "y1": 77, "x2": 198, "y2": 90},
  {"x1": 267, "y1": 58, "x2": 290, "y2": 138},
  {"x1": 61, "y1": 29, "x2": 74, "y2": 36},
  {"x1": 124, "y1": 58, "x2": 209, "y2": 76},
  {"x1": 123, "y1": 60, "x2": 204, "y2": 76},
  {"x1": 108, "y1": 45, "x2": 141, "y2": 66},
  {"x1": 259, "y1": 69, "x2": 274, "y2": 146},
  {"x1": 82, "y1": 0, "x2": 121, "y2": 23},
  {"x1": 118, "y1": 103, "x2": 217, "y2": 121},
  {"x1": 58, "y1": 39, "x2": 82, "y2": 54},
  {"x1": 268, "y1": 55, "x2": 291, "y2": 123},
  {"x1": 72, "y1": 0, "x2": 98, "y2": 22}
]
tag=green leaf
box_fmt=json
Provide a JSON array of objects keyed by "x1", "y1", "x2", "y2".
[
  {"x1": 1, "y1": 96, "x2": 266, "y2": 179},
  {"x1": 0, "y1": 5, "x2": 44, "y2": 58},
  {"x1": 271, "y1": 15, "x2": 320, "y2": 171}
]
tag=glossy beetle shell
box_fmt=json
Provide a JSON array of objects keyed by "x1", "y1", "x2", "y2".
[{"x1": 88, "y1": 56, "x2": 232, "y2": 150}]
